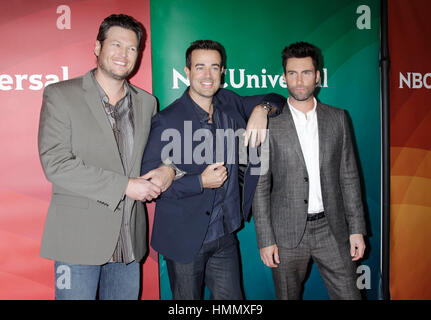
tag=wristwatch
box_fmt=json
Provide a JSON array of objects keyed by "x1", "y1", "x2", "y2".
[
  {"x1": 260, "y1": 101, "x2": 273, "y2": 113},
  {"x1": 161, "y1": 158, "x2": 186, "y2": 180}
]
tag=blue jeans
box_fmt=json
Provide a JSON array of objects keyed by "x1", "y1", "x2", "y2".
[
  {"x1": 165, "y1": 233, "x2": 243, "y2": 300},
  {"x1": 54, "y1": 261, "x2": 140, "y2": 300}
]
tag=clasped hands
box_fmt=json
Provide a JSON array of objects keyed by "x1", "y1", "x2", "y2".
[{"x1": 125, "y1": 166, "x2": 175, "y2": 202}]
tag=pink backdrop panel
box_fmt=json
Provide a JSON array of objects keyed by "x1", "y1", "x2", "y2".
[{"x1": 0, "y1": 0, "x2": 158, "y2": 299}]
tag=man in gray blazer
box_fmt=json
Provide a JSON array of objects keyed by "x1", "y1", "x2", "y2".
[
  {"x1": 38, "y1": 14, "x2": 175, "y2": 300},
  {"x1": 252, "y1": 42, "x2": 367, "y2": 300}
]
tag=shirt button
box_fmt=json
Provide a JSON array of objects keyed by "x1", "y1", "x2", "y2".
[
  {"x1": 304, "y1": 177, "x2": 309, "y2": 182},
  {"x1": 205, "y1": 211, "x2": 211, "y2": 216},
  {"x1": 304, "y1": 199, "x2": 308, "y2": 204}
]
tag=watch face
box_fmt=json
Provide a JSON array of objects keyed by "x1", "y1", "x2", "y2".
[{"x1": 263, "y1": 103, "x2": 272, "y2": 111}]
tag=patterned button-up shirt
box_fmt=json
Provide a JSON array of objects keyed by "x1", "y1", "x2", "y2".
[{"x1": 92, "y1": 70, "x2": 135, "y2": 264}]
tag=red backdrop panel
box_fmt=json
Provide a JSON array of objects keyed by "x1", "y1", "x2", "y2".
[
  {"x1": 0, "y1": 0, "x2": 158, "y2": 299},
  {"x1": 389, "y1": 0, "x2": 431, "y2": 300}
]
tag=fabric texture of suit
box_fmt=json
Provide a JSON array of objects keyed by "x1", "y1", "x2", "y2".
[
  {"x1": 141, "y1": 88, "x2": 285, "y2": 264},
  {"x1": 253, "y1": 102, "x2": 367, "y2": 251},
  {"x1": 253, "y1": 101, "x2": 366, "y2": 299},
  {"x1": 38, "y1": 70, "x2": 157, "y2": 265}
]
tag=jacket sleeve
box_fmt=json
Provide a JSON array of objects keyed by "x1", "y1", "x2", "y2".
[
  {"x1": 38, "y1": 85, "x2": 129, "y2": 212},
  {"x1": 140, "y1": 113, "x2": 203, "y2": 199},
  {"x1": 252, "y1": 136, "x2": 276, "y2": 248},
  {"x1": 216, "y1": 89, "x2": 286, "y2": 121},
  {"x1": 339, "y1": 110, "x2": 367, "y2": 236}
]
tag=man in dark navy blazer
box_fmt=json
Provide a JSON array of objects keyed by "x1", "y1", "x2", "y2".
[{"x1": 141, "y1": 40, "x2": 285, "y2": 300}]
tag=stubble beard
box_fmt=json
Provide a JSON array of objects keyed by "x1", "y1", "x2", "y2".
[
  {"x1": 98, "y1": 60, "x2": 132, "y2": 81},
  {"x1": 287, "y1": 86, "x2": 315, "y2": 102}
]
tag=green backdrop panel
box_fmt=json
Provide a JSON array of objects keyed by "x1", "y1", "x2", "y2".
[{"x1": 150, "y1": 0, "x2": 381, "y2": 300}]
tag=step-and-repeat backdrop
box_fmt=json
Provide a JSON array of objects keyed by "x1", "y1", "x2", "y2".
[
  {"x1": 150, "y1": 0, "x2": 381, "y2": 300},
  {"x1": 0, "y1": 0, "x2": 158, "y2": 299}
]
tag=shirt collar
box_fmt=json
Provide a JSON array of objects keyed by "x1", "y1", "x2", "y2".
[
  {"x1": 91, "y1": 69, "x2": 130, "y2": 106},
  {"x1": 186, "y1": 88, "x2": 219, "y2": 123},
  {"x1": 288, "y1": 97, "x2": 317, "y2": 120}
]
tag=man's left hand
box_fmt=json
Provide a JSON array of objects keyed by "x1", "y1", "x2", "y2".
[
  {"x1": 349, "y1": 234, "x2": 366, "y2": 261},
  {"x1": 243, "y1": 105, "x2": 268, "y2": 147},
  {"x1": 141, "y1": 166, "x2": 175, "y2": 192}
]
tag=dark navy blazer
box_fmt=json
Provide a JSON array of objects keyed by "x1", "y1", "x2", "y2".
[{"x1": 141, "y1": 88, "x2": 285, "y2": 263}]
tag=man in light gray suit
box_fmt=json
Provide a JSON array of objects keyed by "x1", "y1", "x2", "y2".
[
  {"x1": 38, "y1": 14, "x2": 175, "y2": 299},
  {"x1": 252, "y1": 42, "x2": 367, "y2": 300}
]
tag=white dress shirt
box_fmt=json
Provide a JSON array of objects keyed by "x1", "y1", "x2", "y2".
[{"x1": 288, "y1": 98, "x2": 324, "y2": 214}]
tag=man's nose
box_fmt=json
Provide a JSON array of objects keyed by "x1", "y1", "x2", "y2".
[
  {"x1": 119, "y1": 46, "x2": 127, "y2": 57},
  {"x1": 203, "y1": 67, "x2": 211, "y2": 77},
  {"x1": 297, "y1": 74, "x2": 304, "y2": 84}
]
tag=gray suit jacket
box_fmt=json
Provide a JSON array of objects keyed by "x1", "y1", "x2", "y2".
[
  {"x1": 252, "y1": 102, "x2": 366, "y2": 249},
  {"x1": 38, "y1": 70, "x2": 156, "y2": 265}
]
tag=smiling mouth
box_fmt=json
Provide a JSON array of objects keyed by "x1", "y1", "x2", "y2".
[
  {"x1": 201, "y1": 81, "x2": 214, "y2": 87},
  {"x1": 113, "y1": 60, "x2": 127, "y2": 67}
]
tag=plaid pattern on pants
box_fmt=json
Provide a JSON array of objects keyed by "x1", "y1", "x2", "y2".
[{"x1": 272, "y1": 216, "x2": 361, "y2": 300}]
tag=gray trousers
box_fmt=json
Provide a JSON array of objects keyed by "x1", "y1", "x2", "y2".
[{"x1": 272, "y1": 216, "x2": 361, "y2": 300}]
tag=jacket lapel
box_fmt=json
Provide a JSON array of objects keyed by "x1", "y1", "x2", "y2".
[
  {"x1": 128, "y1": 87, "x2": 143, "y2": 175},
  {"x1": 316, "y1": 102, "x2": 333, "y2": 170},
  {"x1": 82, "y1": 71, "x2": 123, "y2": 169},
  {"x1": 282, "y1": 106, "x2": 307, "y2": 169}
]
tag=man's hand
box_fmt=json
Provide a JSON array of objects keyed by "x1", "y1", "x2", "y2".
[
  {"x1": 349, "y1": 234, "x2": 366, "y2": 261},
  {"x1": 260, "y1": 244, "x2": 280, "y2": 268},
  {"x1": 125, "y1": 177, "x2": 162, "y2": 202},
  {"x1": 201, "y1": 162, "x2": 227, "y2": 188},
  {"x1": 141, "y1": 166, "x2": 175, "y2": 192},
  {"x1": 244, "y1": 105, "x2": 268, "y2": 147}
]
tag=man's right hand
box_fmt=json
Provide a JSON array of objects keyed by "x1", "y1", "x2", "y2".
[
  {"x1": 125, "y1": 177, "x2": 162, "y2": 202},
  {"x1": 260, "y1": 244, "x2": 280, "y2": 268},
  {"x1": 201, "y1": 162, "x2": 227, "y2": 188},
  {"x1": 141, "y1": 166, "x2": 175, "y2": 192}
]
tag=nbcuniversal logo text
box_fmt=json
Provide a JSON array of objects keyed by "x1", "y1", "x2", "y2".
[
  {"x1": 0, "y1": 66, "x2": 69, "y2": 91},
  {"x1": 172, "y1": 68, "x2": 329, "y2": 90},
  {"x1": 399, "y1": 72, "x2": 431, "y2": 89},
  {"x1": 1, "y1": 66, "x2": 330, "y2": 91}
]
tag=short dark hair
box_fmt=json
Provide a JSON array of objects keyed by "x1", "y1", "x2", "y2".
[
  {"x1": 97, "y1": 14, "x2": 144, "y2": 49},
  {"x1": 281, "y1": 42, "x2": 321, "y2": 73},
  {"x1": 185, "y1": 40, "x2": 226, "y2": 69}
]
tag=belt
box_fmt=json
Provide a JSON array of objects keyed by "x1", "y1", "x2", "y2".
[{"x1": 307, "y1": 211, "x2": 325, "y2": 221}]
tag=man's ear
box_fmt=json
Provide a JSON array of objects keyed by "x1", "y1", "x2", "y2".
[
  {"x1": 316, "y1": 70, "x2": 321, "y2": 85},
  {"x1": 94, "y1": 40, "x2": 102, "y2": 57},
  {"x1": 184, "y1": 66, "x2": 190, "y2": 79}
]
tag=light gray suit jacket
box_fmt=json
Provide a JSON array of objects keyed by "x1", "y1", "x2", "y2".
[
  {"x1": 252, "y1": 102, "x2": 366, "y2": 249},
  {"x1": 38, "y1": 70, "x2": 156, "y2": 265}
]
